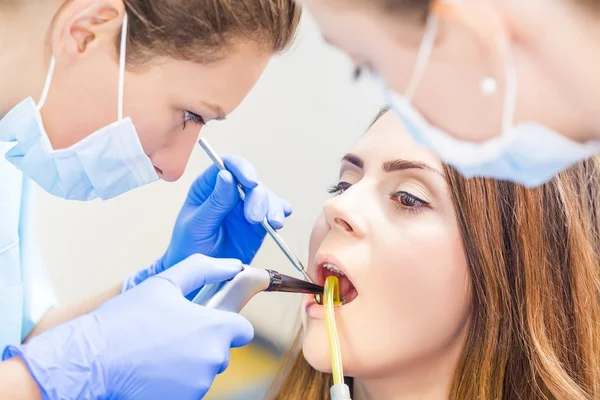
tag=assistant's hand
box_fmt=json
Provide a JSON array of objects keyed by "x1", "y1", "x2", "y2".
[{"x1": 3, "y1": 254, "x2": 254, "y2": 400}]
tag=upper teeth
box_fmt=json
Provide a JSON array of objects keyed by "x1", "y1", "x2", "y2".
[{"x1": 323, "y1": 263, "x2": 345, "y2": 276}]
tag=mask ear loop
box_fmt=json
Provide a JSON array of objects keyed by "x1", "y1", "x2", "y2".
[
  {"x1": 500, "y1": 46, "x2": 517, "y2": 136},
  {"x1": 405, "y1": 12, "x2": 439, "y2": 102},
  {"x1": 37, "y1": 58, "x2": 56, "y2": 111},
  {"x1": 432, "y1": 0, "x2": 516, "y2": 137},
  {"x1": 117, "y1": 13, "x2": 128, "y2": 121}
]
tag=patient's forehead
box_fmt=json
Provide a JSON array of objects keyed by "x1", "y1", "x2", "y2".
[{"x1": 352, "y1": 111, "x2": 444, "y2": 171}]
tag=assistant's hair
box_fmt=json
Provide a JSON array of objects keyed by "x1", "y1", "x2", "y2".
[
  {"x1": 343, "y1": 0, "x2": 597, "y2": 14},
  {"x1": 268, "y1": 111, "x2": 600, "y2": 399}
]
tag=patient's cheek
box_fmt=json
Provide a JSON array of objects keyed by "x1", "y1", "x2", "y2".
[{"x1": 309, "y1": 214, "x2": 329, "y2": 257}]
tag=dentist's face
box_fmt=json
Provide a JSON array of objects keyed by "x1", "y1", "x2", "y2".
[
  {"x1": 44, "y1": 40, "x2": 269, "y2": 183},
  {"x1": 302, "y1": 111, "x2": 471, "y2": 378}
]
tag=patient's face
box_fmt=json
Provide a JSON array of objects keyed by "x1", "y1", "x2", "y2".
[{"x1": 302, "y1": 111, "x2": 471, "y2": 379}]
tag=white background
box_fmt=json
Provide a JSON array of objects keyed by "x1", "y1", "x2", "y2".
[{"x1": 34, "y1": 14, "x2": 383, "y2": 346}]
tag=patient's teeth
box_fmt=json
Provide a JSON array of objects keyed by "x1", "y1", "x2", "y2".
[
  {"x1": 323, "y1": 262, "x2": 345, "y2": 276},
  {"x1": 315, "y1": 294, "x2": 322, "y2": 305}
]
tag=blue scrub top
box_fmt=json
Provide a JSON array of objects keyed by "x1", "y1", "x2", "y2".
[{"x1": 1, "y1": 142, "x2": 58, "y2": 351}]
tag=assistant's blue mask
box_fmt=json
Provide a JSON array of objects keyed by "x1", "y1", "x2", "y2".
[
  {"x1": 381, "y1": 11, "x2": 600, "y2": 187},
  {"x1": 0, "y1": 13, "x2": 158, "y2": 201}
]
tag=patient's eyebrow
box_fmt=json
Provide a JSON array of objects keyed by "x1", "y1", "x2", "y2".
[
  {"x1": 342, "y1": 154, "x2": 364, "y2": 169},
  {"x1": 383, "y1": 159, "x2": 444, "y2": 177},
  {"x1": 342, "y1": 153, "x2": 444, "y2": 178}
]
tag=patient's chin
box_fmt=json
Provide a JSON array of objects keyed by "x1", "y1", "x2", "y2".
[
  {"x1": 302, "y1": 332, "x2": 333, "y2": 372},
  {"x1": 302, "y1": 329, "x2": 362, "y2": 377}
]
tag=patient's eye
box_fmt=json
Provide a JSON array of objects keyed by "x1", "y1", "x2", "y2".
[
  {"x1": 328, "y1": 182, "x2": 352, "y2": 195},
  {"x1": 390, "y1": 191, "x2": 430, "y2": 214}
]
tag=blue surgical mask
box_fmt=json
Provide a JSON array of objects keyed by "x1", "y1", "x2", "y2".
[
  {"x1": 0, "y1": 14, "x2": 158, "y2": 201},
  {"x1": 381, "y1": 12, "x2": 600, "y2": 187}
]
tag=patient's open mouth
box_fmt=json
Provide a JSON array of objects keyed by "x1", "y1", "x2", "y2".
[{"x1": 314, "y1": 258, "x2": 358, "y2": 306}]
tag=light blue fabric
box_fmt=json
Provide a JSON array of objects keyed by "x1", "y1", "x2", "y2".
[
  {"x1": 0, "y1": 97, "x2": 159, "y2": 201},
  {"x1": 0, "y1": 141, "x2": 58, "y2": 351},
  {"x1": 19, "y1": 176, "x2": 58, "y2": 340}
]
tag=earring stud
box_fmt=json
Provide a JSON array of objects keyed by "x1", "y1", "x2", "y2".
[{"x1": 480, "y1": 76, "x2": 498, "y2": 96}]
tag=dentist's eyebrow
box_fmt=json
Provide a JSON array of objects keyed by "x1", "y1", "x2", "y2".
[{"x1": 199, "y1": 100, "x2": 226, "y2": 121}]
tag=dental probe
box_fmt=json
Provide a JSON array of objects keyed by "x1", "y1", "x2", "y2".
[
  {"x1": 192, "y1": 267, "x2": 324, "y2": 313},
  {"x1": 198, "y1": 138, "x2": 313, "y2": 283}
]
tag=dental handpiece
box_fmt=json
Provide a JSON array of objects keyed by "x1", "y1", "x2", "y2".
[
  {"x1": 198, "y1": 138, "x2": 313, "y2": 283},
  {"x1": 192, "y1": 267, "x2": 324, "y2": 313}
]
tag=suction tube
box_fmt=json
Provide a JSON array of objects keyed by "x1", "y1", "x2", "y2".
[{"x1": 324, "y1": 276, "x2": 352, "y2": 400}]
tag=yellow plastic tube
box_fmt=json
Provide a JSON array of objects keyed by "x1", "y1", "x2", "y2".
[{"x1": 324, "y1": 276, "x2": 344, "y2": 385}]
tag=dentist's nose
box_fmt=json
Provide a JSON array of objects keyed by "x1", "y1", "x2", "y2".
[{"x1": 151, "y1": 126, "x2": 200, "y2": 182}]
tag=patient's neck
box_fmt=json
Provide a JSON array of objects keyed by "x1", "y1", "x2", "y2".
[{"x1": 352, "y1": 332, "x2": 465, "y2": 400}]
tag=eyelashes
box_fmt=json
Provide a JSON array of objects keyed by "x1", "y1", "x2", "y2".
[
  {"x1": 181, "y1": 110, "x2": 205, "y2": 129},
  {"x1": 328, "y1": 182, "x2": 430, "y2": 214},
  {"x1": 328, "y1": 182, "x2": 352, "y2": 195}
]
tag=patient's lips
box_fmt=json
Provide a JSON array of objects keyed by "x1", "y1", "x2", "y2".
[{"x1": 313, "y1": 254, "x2": 358, "y2": 306}]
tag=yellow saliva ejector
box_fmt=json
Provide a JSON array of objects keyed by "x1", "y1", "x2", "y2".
[{"x1": 324, "y1": 276, "x2": 352, "y2": 400}]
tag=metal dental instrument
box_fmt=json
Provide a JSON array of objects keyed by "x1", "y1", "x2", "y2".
[
  {"x1": 193, "y1": 267, "x2": 324, "y2": 313},
  {"x1": 198, "y1": 138, "x2": 313, "y2": 283}
]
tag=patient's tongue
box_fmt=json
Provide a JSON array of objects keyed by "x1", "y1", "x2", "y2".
[{"x1": 338, "y1": 275, "x2": 353, "y2": 299}]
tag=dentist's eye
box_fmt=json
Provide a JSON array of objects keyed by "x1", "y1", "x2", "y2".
[
  {"x1": 328, "y1": 182, "x2": 352, "y2": 195},
  {"x1": 181, "y1": 111, "x2": 205, "y2": 129},
  {"x1": 390, "y1": 191, "x2": 430, "y2": 213}
]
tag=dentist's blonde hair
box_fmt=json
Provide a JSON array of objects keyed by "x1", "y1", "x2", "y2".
[
  {"x1": 121, "y1": 0, "x2": 301, "y2": 64},
  {"x1": 268, "y1": 110, "x2": 600, "y2": 399},
  {"x1": 23, "y1": 0, "x2": 301, "y2": 64}
]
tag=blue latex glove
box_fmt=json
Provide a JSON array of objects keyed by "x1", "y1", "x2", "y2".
[
  {"x1": 123, "y1": 155, "x2": 292, "y2": 292},
  {"x1": 3, "y1": 254, "x2": 254, "y2": 400}
]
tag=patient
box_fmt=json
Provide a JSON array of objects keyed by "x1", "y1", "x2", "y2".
[{"x1": 268, "y1": 110, "x2": 600, "y2": 399}]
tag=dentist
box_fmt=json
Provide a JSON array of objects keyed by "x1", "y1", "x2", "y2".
[{"x1": 0, "y1": 0, "x2": 300, "y2": 398}]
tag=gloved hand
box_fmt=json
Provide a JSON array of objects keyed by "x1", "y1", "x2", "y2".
[
  {"x1": 3, "y1": 254, "x2": 254, "y2": 400},
  {"x1": 122, "y1": 155, "x2": 292, "y2": 292}
]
